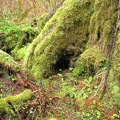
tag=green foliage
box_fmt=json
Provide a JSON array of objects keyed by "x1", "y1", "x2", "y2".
[
  {"x1": 73, "y1": 61, "x2": 85, "y2": 77},
  {"x1": 112, "y1": 112, "x2": 120, "y2": 119},
  {"x1": 0, "y1": 20, "x2": 38, "y2": 59}
]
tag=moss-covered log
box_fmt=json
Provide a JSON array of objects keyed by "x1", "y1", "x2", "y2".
[
  {"x1": 0, "y1": 89, "x2": 32, "y2": 115},
  {"x1": 24, "y1": 0, "x2": 94, "y2": 78}
]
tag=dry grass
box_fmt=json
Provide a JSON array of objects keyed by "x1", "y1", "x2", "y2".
[{"x1": 0, "y1": 0, "x2": 63, "y2": 19}]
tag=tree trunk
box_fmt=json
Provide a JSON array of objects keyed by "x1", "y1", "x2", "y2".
[
  {"x1": 24, "y1": 0, "x2": 94, "y2": 78},
  {"x1": 24, "y1": 0, "x2": 118, "y2": 78}
]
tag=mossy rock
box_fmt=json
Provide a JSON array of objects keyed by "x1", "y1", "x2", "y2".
[
  {"x1": 73, "y1": 48, "x2": 105, "y2": 76},
  {"x1": 24, "y1": 0, "x2": 94, "y2": 78}
]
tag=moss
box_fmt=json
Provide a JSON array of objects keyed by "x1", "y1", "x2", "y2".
[
  {"x1": 0, "y1": 33, "x2": 5, "y2": 49},
  {"x1": 73, "y1": 62, "x2": 85, "y2": 77},
  {"x1": 88, "y1": 0, "x2": 117, "y2": 54},
  {"x1": 0, "y1": 50, "x2": 20, "y2": 72},
  {"x1": 12, "y1": 44, "x2": 29, "y2": 60},
  {"x1": 1, "y1": 24, "x2": 38, "y2": 54},
  {"x1": 73, "y1": 48, "x2": 105, "y2": 76},
  {"x1": 37, "y1": 13, "x2": 50, "y2": 32},
  {"x1": 111, "y1": 84, "x2": 120, "y2": 107},
  {"x1": 0, "y1": 89, "x2": 32, "y2": 115},
  {"x1": 109, "y1": 22, "x2": 120, "y2": 107},
  {"x1": 112, "y1": 22, "x2": 120, "y2": 79},
  {"x1": 24, "y1": 0, "x2": 94, "y2": 78}
]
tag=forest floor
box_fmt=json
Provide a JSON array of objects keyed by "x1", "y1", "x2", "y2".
[{"x1": 0, "y1": 66, "x2": 119, "y2": 120}]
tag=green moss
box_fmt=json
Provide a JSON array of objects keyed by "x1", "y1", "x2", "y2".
[
  {"x1": 73, "y1": 48, "x2": 105, "y2": 76},
  {"x1": 73, "y1": 62, "x2": 85, "y2": 77},
  {"x1": 88, "y1": 0, "x2": 117, "y2": 54},
  {"x1": 109, "y1": 22, "x2": 120, "y2": 107},
  {"x1": 0, "y1": 50, "x2": 20, "y2": 72},
  {"x1": 112, "y1": 22, "x2": 120, "y2": 79},
  {"x1": 111, "y1": 84, "x2": 120, "y2": 106},
  {"x1": 12, "y1": 44, "x2": 29, "y2": 60},
  {"x1": 1, "y1": 24, "x2": 38, "y2": 54},
  {"x1": 0, "y1": 89, "x2": 32, "y2": 115},
  {"x1": 24, "y1": 0, "x2": 94, "y2": 78},
  {"x1": 37, "y1": 13, "x2": 50, "y2": 32}
]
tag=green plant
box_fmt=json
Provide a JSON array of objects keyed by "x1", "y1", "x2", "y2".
[
  {"x1": 58, "y1": 73, "x2": 64, "y2": 81},
  {"x1": 69, "y1": 67, "x2": 74, "y2": 71}
]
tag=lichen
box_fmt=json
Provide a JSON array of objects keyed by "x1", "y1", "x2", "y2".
[{"x1": 24, "y1": 0, "x2": 94, "y2": 78}]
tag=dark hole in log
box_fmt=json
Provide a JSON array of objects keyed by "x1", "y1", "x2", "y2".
[{"x1": 55, "y1": 56, "x2": 70, "y2": 70}]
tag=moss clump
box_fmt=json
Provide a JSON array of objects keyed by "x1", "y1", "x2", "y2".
[
  {"x1": 73, "y1": 48, "x2": 105, "y2": 76},
  {"x1": 24, "y1": 0, "x2": 94, "y2": 78},
  {"x1": 0, "y1": 89, "x2": 32, "y2": 115}
]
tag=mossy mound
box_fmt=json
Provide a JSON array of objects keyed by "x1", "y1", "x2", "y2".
[
  {"x1": 73, "y1": 48, "x2": 105, "y2": 77},
  {"x1": 24, "y1": 0, "x2": 94, "y2": 78}
]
